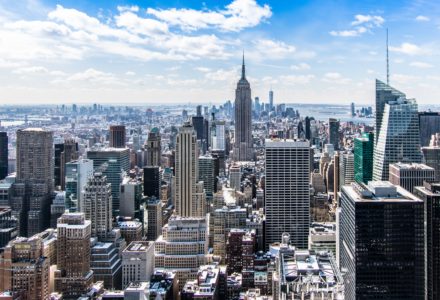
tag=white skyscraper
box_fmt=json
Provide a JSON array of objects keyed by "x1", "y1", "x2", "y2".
[
  {"x1": 175, "y1": 123, "x2": 206, "y2": 217},
  {"x1": 339, "y1": 152, "x2": 355, "y2": 188},
  {"x1": 265, "y1": 139, "x2": 310, "y2": 249},
  {"x1": 65, "y1": 159, "x2": 94, "y2": 212},
  {"x1": 373, "y1": 97, "x2": 422, "y2": 181}
]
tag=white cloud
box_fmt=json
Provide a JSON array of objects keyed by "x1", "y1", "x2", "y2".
[
  {"x1": 415, "y1": 15, "x2": 430, "y2": 22},
  {"x1": 279, "y1": 74, "x2": 314, "y2": 84},
  {"x1": 390, "y1": 43, "x2": 428, "y2": 55},
  {"x1": 117, "y1": 5, "x2": 139, "y2": 13},
  {"x1": 291, "y1": 63, "x2": 311, "y2": 71},
  {"x1": 66, "y1": 68, "x2": 118, "y2": 85},
  {"x1": 146, "y1": 0, "x2": 272, "y2": 32},
  {"x1": 410, "y1": 61, "x2": 433, "y2": 68},
  {"x1": 12, "y1": 66, "x2": 48, "y2": 74},
  {"x1": 205, "y1": 68, "x2": 238, "y2": 81},
  {"x1": 195, "y1": 67, "x2": 211, "y2": 73},
  {"x1": 115, "y1": 11, "x2": 169, "y2": 36},
  {"x1": 351, "y1": 15, "x2": 384, "y2": 27},
  {"x1": 125, "y1": 71, "x2": 136, "y2": 76},
  {"x1": 253, "y1": 39, "x2": 296, "y2": 59},
  {"x1": 322, "y1": 72, "x2": 351, "y2": 84},
  {"x1": 330, "y1": 14, "x2": 384, "y2": 37}
]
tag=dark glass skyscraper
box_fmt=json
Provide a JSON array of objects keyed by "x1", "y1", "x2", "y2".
[
  {"x1": 339, "y1": 181, "x2": 424, "y2": 299},
  {"x1": 0, "y1": 132, "x2": 7, "y2": 180},
  {"x1": 233, "y1": 54, "x2": 253, "y2": 161},
  {"x1": 354, "y1": 132, "x2": 374, "y2": 184},
  {"x1": 109, "y1": 125, "x2": 126, "y2": 148},
  {"x1": 414, "y1": 182, "x2": 440, "y2": 300},
  {"x1": 328, "y1": 118, "x2": 339, "y2": 150},
  {"x1": 419, "y1": 112, "x2": 440, "y2": 147},
  {"x1": 143, "y1": 166, "x2": 160, "y2": 198}
]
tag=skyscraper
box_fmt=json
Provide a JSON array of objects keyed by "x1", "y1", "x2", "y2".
[
  {"x1": 328, "y1": 118, "x2": 340, "y2": 150},
  {"x1": 65, "y1": 159, "x2": 94, "y2": 211},
  {"x1": 55, "y1": 212, "x2": 93, "y2": 298},
  {"x1": 414, "y1": 182, "x2": 440, "y2": 300},
  {"x1": 422, "y1": 134, "x2": 440, "y2": 181},
  {"x1": 109, "y1": 125, "x2": 126, "y2": 148},
  {"x1": 375, "y1": 79, "x2": 406, "y2": 145},
  {"x1": 87, "y1": 147, "x2": 130, "y2": 214},
  {"x1": 373, "y1": 97, "x2": 422, "y2": 181},
  {"x1": 265, "y1": 139, "x2": 310, "y2": 249},
  {"x1": 389, "y1": 162, "x2": 435, "y2": 193},
  {"x1": 143, "y1": 166, "x2": 160, "y2": 198},
  {"x1": 198, "y1": 154, "x2": 216, "y2": 199},
  {"x1": 0, "y1": 132, "x2": 7, "y2": 180},
  {"x1": 54, "y1": 139, "x2": 79, "y2": 190},
  {"x1": 269, "y1": 89, "x2": 274, "y2": 111},
  {"x1": 81, "y1": 172, "x2": 113, "y2": 240},
  {"x1": 14, "y1": 128, "x2": 54, "y2": 236},
  {"x1": 418, "y1": 112, "x2": 440, "y2": 147},
  {"x1": 339, "y1": 181, "x2": 424, "y2": 299},
  {"x1": 233, "y1": 54, "x2": 253, "y2": 161},
  {"x1": 146, "y1": 127, "x2": 161, "y2": 167},
  {"x1": 354, "y1": 132, "x2": 374, "y2": 184},
  {"x1": 339, "y1": 152, "x2": 354, "y2": 187},
  {"x1": 175, "y1": 123, "x2": 206, "y2": 217},
  {"x1": 350, "y1": 102, "x2": 355, "y2": 117}
]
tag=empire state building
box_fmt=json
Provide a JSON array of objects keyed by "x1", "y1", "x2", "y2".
[{"x1": 233, "y1": 54, "x2": 253, "y2": 161}]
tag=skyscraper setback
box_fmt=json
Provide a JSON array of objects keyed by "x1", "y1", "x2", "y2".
[{"x1": 234, "y1": 55, "x2": 253, "y2": 161}]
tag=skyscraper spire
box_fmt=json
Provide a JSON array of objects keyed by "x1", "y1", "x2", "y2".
[
  {"x1": 386, "y1": 28, "x2": 390, "y2": 85},
  {"x1": 241, "y1": 50, "x2": 246, "y2": 79}
]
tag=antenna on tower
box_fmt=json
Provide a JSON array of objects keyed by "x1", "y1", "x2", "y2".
[{"x1": 386, "y1": 28, "x2": 390, "y2": 85}]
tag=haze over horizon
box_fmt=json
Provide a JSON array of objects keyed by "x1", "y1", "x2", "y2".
[{"x1": 1, "y1": 0, "x2": 439, "y2": 105}]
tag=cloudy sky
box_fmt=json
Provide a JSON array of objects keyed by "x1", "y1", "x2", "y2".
[{"x1": 0, "y1": 0, "x2": 439, "y2": 105}]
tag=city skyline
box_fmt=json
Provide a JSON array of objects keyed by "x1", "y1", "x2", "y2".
[{"x1": 0, "y1": 0, "x2": 440, "y2": 105}]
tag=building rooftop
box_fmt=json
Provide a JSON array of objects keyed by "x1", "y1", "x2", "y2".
[
  {"x1": 390, "y1": 162, "x2": 434, "y2": 171},
  {"x1": 124, "y1": 241, "x2": 153, "y2": 252},
  {"x1": 344, "y1": 181, "x2": 423, "y2": 203}
]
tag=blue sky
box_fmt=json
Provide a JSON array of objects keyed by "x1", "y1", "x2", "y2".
[{"x1": 0, "y1": 0, "x2": 439, "y2": 105}]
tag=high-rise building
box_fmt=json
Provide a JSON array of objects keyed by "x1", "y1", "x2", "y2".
[
  {"x1": 87, "y1": 147, "x2": 130, "y2": 214},
  {"x1": 350, "y1": 102, "x2": 355, "y2": 117},
  {"x1": 175, "y1": 123, "x2": 206, "y2": 217},
  {"x1": 122, "y1": 241, "x2": 154, "y2": 288},
  {"x1": 414, "y1": 182, "x2": 440, "y2": 300},
  {"x1": 339, "y1": 152, "x2": 354, "y2": 187},
  {"x1": 339, "y1": 181, "x2": 424, "y2": 299},
  {"x1": 226, "y1": 229, "x2": 255, "y2": 275},
  {"x1": 143, "y1": 166, "x2": 160, "y2": 198},
  {"x1": 328, "y1": 118, "x2": 340, "y2": 150},
  {"x1": 422, "y1": 134, "x2": 440, "y2": 181},
  {"x1": 146, "y1": 196, "x2": 162, "y2": 241},
  {"x1": 213, "y1": 204, "x2": 247, "y2": 261},
  {"x1": 109, "y1": 125, "x2": 126, "y2": 148},
  {"x1": 375, "y1": 79, "x2": 406, "y2": 145},
  {"x1": 354, "y1": 132, "x2": 374, "y2": 184},
  {"x1": 389, "y1": 162, "x2": 435, "y2": 193},
  {"x1": 269, "y1": 89, "x2": 274, "y2": 111},
  {"x1": 154, "y1": 216, "x2": 208, "y2": 289},
  {"x1": 0, "y1": 235, "x2": 50, "y2": 299},
  {"x1": 419, "y1": 112, "x2": 440, "y2": 147},
  {"x1": 198, "y1": 154, "x2": 215, "y2": 199},
  {"x1": 90, "y1": 241, "x2": 122, "y2": 289},
  {"x1": 373, "y1": 96, "x2": 422, "y2": 181},
  {"x1": 54, "y1": 139, "x2": 79, "y2": 189},
  {"x1": 81, "y1": 172, "x2": 113, "y2": 240},
  {"x1": 265, "y1": 139, "x2": 310, "y2": 249},
  {"x1": 305, "y1": 117, "x2": 312, "y2": 140},
  {"x1": 211, "y1": 120, "x2": 226, "y2": 151},
  {"x1": 146, "y1": 127, "x2": 161, "y2": 167},
  {"x1": 0, "y1": 207, "x2": 18, "y2": 248},
  {"x1": 233, "y1": 55, "x2": 253, "y2": 161},
  {"x1": 119, "y1": 176, "x2": 143, "y2": 219},
  {"x1": 0, "y1": 132, "x2": 8, "y2": 180},
  {"x1": 55, "y1": 212, "x2": 93, "y2": 298},
  {"x1": 13, "y1": 128, "x2": 53, "y2": 236},
  {"x1": 65, "y1": 159, "x2": 94, "y2": 211}
]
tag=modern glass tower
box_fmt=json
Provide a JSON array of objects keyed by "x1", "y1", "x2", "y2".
[
  {"x1": 354, "y1": 132, "x2": 374, "y2": 184},
  {"x1": 375, "y1": 79, "x2": 405, "y2": 145},
  {"x1": 373, "y1": 97, "x2": 422, "y2": 181}
]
